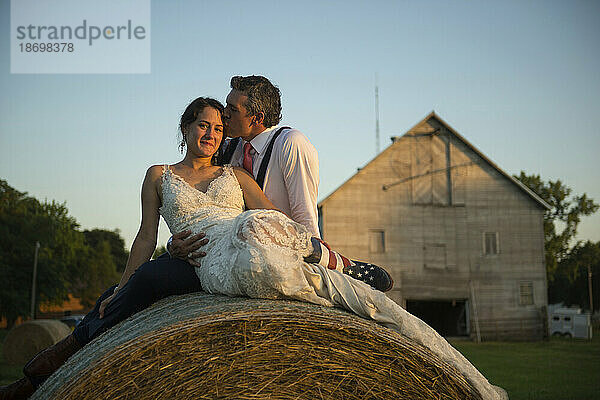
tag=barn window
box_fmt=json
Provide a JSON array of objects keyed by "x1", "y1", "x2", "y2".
[
  {"x1": 483, "y1": 232, "x2": 499, "y2": 255},
  {"x1": 424, "y1": 243, "x2": 447, "y2": 270},
  {"x1": 369, "y1": 230, "x2": 385, "y2": 253},
  {"x1": 519, "y1": 282, "x2": 534, "y2": 306}
]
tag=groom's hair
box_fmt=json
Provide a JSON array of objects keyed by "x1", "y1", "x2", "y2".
[{"x1": 230, "y1": 75, "x2": 282, "y2": 128}]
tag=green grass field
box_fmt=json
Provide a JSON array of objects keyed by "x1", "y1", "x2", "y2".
[
  {"x1": 1, "y1": 328, "x2": 598, "y2": 399},
  {"x1": 450, "y1": 333, "x2": 600, "y2": 400}
]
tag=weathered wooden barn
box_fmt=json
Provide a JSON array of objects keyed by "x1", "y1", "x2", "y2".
[{"x1": 318, "y1": 112, "x2": 550, "y2": 340}]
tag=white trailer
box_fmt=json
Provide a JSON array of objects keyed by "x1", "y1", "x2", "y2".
[{"x1": 549, "y1": 307, "x2": 592, "y2": 339}]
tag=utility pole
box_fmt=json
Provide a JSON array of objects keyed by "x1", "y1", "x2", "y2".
[
  {"x1": 470, "y1": 281, "x2": 481, "y2": 343},
  {"x1": 30, "y1": 241, "x2": 40, "y2": 319},
  {"x1": 375, "y1": 73, "x2": 380, "y2": 155},
  {"x1": 588, "y1": 265, "x2": 594, "y2": 314}
]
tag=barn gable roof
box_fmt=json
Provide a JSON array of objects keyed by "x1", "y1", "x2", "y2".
[{"x1": 319, "y1": 111, "x2": 551, "y2": 210}]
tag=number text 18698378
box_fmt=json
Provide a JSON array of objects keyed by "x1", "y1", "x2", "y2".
[{"x1": 19, "y1": 43, "x2": 74, "y2": 52}]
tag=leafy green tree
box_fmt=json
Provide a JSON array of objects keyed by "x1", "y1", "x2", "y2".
[
  {"x1": 83, "y1": 229, "x2": 129, "y2": 272},
  {"x1": 0, "y1": 181, "x2": 35, "y2": 327},
  {"x1": 70, "y1": 240, "x2": 121, "y2": 308},
  {"x1": 0, "y1": 180, "x2": 86, "y2": 328},
  {"x1": 0, "y1": 180, "x2": 127, "y2": 327},
  {"x1": 550, "y1": 241, "x2": 600, "y2": 311},
  {"x1": 515, "y1": 172, "x2": 599, "y2": 282}
]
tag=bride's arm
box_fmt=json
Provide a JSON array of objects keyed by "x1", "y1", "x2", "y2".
[
  {"x1": 116, "y1": 166, "x2": 162, "y2": 290},
  {"x1": 232, "y1": 168, "x2": 282, "y2": 212}
]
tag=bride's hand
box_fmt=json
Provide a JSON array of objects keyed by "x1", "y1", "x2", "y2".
[{"x1": 168, "y1": 230, "x2": 208, "y2": 267}]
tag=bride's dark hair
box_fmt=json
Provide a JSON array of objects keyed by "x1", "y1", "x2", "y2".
[{"x1": 179, "y1": 97, "x2": 226, "y2": 165}]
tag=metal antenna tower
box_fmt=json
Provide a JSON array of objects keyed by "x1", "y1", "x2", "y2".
[{"x1": 375, "y1": 74, "x2": 380, "y2": 154}]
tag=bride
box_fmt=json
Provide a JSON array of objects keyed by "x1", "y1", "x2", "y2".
[{"x1": 0, "y1": 97, "x2": 504, "y2": 400}]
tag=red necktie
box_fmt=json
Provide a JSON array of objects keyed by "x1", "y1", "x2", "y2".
[{"x1": 243, "y1": 142, "x2": 254, "y2": 175}]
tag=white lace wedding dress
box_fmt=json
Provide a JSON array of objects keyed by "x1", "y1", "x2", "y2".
[
  {"x1": 160, "y1": 164, "x2": 328, "y2": 304},
  {"x1": 158, "y1": 164, "x2": 505, "y2": 400}
]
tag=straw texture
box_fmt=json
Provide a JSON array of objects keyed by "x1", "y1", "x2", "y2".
[
  {"x1": 3, "y1": 319, "x2": 71, "y2": 366},
  {"x1": 35, "y1": 293, "x2": 485, "y2": 400}
]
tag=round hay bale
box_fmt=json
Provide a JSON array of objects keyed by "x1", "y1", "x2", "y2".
[
  {"x1": 3, "y1": 319, "x2": 71, "y2": 366},
  {"x1": 34, "y1": 293, "x2": 506, "y2": 400}
]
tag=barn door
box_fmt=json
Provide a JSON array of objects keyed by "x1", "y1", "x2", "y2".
[{"x1": 411, "y1": 133, "x2": 449, "y2": 206}]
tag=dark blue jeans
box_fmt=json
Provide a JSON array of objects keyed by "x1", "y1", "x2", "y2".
[{"x1": 73, "y1": 254, "x2": 202, "y2": 346}]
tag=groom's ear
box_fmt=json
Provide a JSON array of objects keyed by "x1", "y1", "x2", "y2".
[{"x1": 251, "y1": 112, "x2": 265, "y2": 127}]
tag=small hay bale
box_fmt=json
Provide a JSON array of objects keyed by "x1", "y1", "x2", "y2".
[
  {"x1": 35, "y1": 293, "x2": 505, "y2": 400},
  {"x1": 3, "y1": 319, "x2": 71, "y2": 366}
]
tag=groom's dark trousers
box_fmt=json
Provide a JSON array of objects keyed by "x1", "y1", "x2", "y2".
[{"x1": 72, "y1": 254, "x2": 202, "y2": 346}]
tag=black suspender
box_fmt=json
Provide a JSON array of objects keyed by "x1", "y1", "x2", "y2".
[
  {"x1": 221, "y1": 127, "x2": 290, "y2": 190},
  {"x1": 255, "y1": 126, "x2": 289, "y2": 190}
]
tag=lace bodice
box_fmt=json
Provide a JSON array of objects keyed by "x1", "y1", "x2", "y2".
[{"x1": 159, "y1": 164, "x2": 244, "y2": 235}]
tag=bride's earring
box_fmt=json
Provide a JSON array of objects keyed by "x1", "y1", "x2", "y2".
[{"x1": 179, "y1": 134, "x2": 186, "y2": 154}]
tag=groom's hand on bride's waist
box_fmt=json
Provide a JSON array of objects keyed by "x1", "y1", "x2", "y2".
[{"x1": 167, "y1": 230, "x2": 208, "y2": 267}]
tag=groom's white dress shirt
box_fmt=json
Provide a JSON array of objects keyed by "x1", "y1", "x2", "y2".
[{"x1": 229, "y1": 126, "x2": 320, "y2": 238}]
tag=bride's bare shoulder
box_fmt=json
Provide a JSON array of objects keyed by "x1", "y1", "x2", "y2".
[
  {"x1": 145, "y1": 164, "x2": 168, "y2": 181},
  {"x1": 231, "y1": 166, "x2": 253, "y2": 181},
  {"x1": 231, "y1": 166, "x2": 263, "y2": 193}
]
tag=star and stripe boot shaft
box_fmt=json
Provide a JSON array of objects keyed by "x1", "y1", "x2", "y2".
[{"x1": 305, "y1": 237, "x2": 394, "y2": 292}]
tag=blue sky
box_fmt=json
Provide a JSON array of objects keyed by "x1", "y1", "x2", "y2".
[{"x1": 1, "y1": 0, "x2": 599, "y2": 249}]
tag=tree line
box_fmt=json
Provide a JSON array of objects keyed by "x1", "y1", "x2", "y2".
[
  {"x1": 0, "y1": 179, "x2": 127, "y2": 329},
  {"x1": 515, "y1": 172, "x2": 599, "y2": 312}
]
